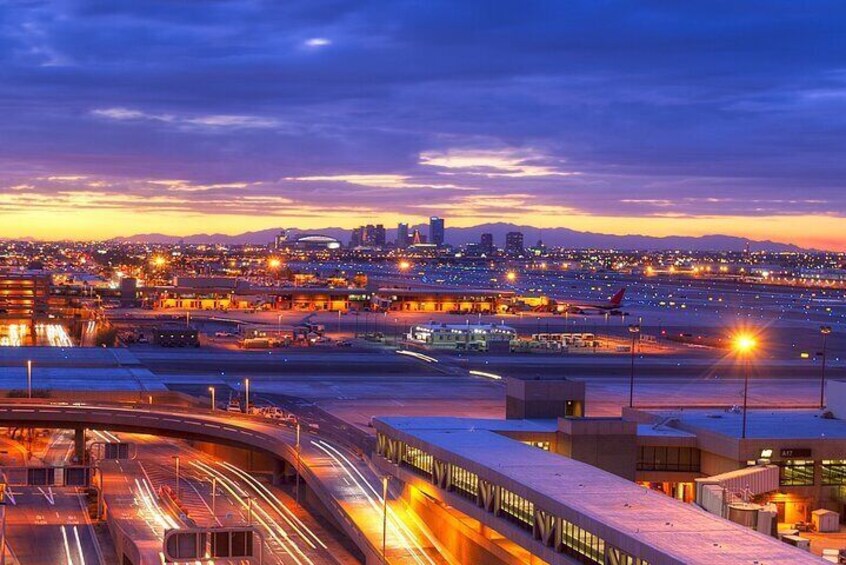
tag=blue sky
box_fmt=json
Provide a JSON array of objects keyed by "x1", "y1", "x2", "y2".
[{"x1": 1, "y1": 1, "x2": 845, "y2": 247}]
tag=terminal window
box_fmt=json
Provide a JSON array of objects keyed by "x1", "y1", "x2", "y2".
[
  {"x1": 822, "y1": 460, "x2": 846, "y2": 485},
  {"x1": 637, "y1": 446, "x2": 700, "y2": 472},
  {"x1": 498, "y1": 487, "x2": 534, "y2": 530},
  {"x1": 450, "y1": 466, "x2": 479, "y2": 501},
  {"x1": 560, "y1": 518, "x2": 605, "y2": 564},
  {"x1": 401, "y1": 445, "x2": 433, "y2": 478},
  {"x1": 780, "y1": 459, "x2": 814, "y2": 486}
]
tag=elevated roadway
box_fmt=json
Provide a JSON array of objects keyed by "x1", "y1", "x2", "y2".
[{"x1": 0, "y1": 401, "x2": 448, "y2": 565}]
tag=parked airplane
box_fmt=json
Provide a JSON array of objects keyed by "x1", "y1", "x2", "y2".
[{"x1": 546, "y1": 288, "x2": 626, "y2": 314}]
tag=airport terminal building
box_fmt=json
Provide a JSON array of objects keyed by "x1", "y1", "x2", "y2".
[{"x1": 373, "y1": 376, "x2": 846, "y2": 564}]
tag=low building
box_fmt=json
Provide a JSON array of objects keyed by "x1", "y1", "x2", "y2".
[
  {"x1": 626, "y1": 403, "x2": 846, "y2": 525},
  {"x1": 276, "y1": 234, "x2": 342, "y2": 252},
  {"x1": 144, "y1": 277, "x2": 257, "y2": 310},
  {"x1": 374, "y1": 287, "x2": 516, "y2": 313},
  {"x1": 373, "y1": 374, "x2": 846, "y2": 563},
  {"x1": 373, "y1": 414, "x2": 818, "y2": 565},
  {"x1": 269, "y1": 288, "x2": 370, "y2": 311},
  {"x1": 0, "y1": 270, "x2": 51, "y2": 322},
  {"x1": 407, "y1": 323, "x2": 516, "y2": 350}
]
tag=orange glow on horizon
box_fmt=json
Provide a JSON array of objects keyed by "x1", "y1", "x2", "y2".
[{"x1": 1, "y1": 207, "x2": 845, "y2": 251}]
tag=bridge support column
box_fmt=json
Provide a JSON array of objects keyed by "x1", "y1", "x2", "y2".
[
  {"x1": 272, "y1": 458, "x2": 288, "y2": 486},
  {"x1": 74, "y1": 428, "x2": 87, "y2": 464}
]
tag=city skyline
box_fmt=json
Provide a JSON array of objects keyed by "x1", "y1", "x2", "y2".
[{"x1": 3, "y1": 1, "x2": 846, "y2": 249}]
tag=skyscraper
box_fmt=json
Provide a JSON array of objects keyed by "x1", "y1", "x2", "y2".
[
  {"x1": 374, "y1": 224, "x2": 386, "y2": 247},
  {"x1": 429, "y1": 217, "x2": 445, "y2": 246},
  {"x1": 274, "y1": 229, "x2": 288, "y2": 250},
  {"x1": 350, "y1": 227, "x2": 362, "y2": 247},
  {"x1": 397, "y1": 223, "x2": 410, "y2": 248},
  {"x1": 505, "y1": 231, "x2": 524, "y2": 256},
  {"x1": 480, "y1": 233, "x2": 494, "y2": 255}
]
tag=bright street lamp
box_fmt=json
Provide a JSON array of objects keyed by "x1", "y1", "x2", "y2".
[{"x1": 733, "y1": 333, "x2": 758, "y2": 439}]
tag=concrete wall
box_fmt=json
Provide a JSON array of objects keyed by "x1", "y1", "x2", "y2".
[
  {"x1": 505, "y1": 377, "x2": 585, "y2": 419},
  {"x1": 556, "y1": 419, "x2": 638, "y2": 481},
  {"x1": 827, "y1": 380, "x2": 846, "y2": 418}
]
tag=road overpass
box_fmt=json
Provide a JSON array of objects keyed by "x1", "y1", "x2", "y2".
[{"x1": 0, "y1": 401, "x2": 446, "y2": 565}]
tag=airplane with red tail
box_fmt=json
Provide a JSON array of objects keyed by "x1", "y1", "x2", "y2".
[{"x1": 544, "y1": 287, "x2": 626, "y2": 314}]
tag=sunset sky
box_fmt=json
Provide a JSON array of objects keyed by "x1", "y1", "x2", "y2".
[{"x1": 2, "y1": 1, "x2": 846, "y2": 249}]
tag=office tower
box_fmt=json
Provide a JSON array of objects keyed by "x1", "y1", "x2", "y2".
[
  {"x1": 274, "y1": 230, "x2": 288, "y2": 249},
  {"x1": 480, "y1": 233, "x2": 494, "y2": 255},
  {"x1": 350, "y1": 227, "x2": 362, "y2": 247},
  {"x1": 397, "y1": 223, "x2": 410, "y2": 248},
  {"x1": 505, "y1": 231, "x2": 524, "y2": 256},
  {"x1": 429, "y1": 217, "x2": 445, "y2": 246},
  {"x1": 374, "y1": 224, "x2": 386, "y2": 247}
]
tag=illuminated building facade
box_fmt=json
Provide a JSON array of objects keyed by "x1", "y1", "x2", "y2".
[{"x1": 374, "y1": 287, "x2": 515, "y2": 313}]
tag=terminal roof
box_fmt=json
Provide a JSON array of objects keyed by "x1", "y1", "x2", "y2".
[
  {"x1": 378, "y1": 416, "x2": 822, "y2": 564},
  {"x1": 644, "y1": 408, "x2": 846, "y2": 440}
]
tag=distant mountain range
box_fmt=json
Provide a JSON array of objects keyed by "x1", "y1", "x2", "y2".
[{"x1": 113, "y1": 223, "x2": 806, "y2": 252}]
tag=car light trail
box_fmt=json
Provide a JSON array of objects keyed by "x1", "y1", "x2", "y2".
[
  {"x1": 134, "y1": 477, "x2": 180, "y2": 533},
  {"x1": 72, "y1": 525, "x2": 86, "y2": 565},
  {"x1": 218, "y1": 461, "x2": 327, "y2": 550},
  {"x1": 192, "y1": 460, "x2": 312, "y2": 565},
  {"x1": 1, "y1": 323, "x2": 27, "y2": 347},
  {"x1": 396, "y1": 350, "x2": 438, "y2": 363},
  {"x1": 311, "y1": 439, "x2": 436, "y2": 565},
  {"x1": 60, "y1": 526, "x2": 72, "y2": 565},
  {"x1": 469, "y1": 369, "x2": 503, "y2": 380},
  {"x1": 36, "y1": 323, "x2": 74, "y2": 347}
]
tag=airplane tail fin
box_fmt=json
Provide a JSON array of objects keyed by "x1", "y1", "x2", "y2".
[{"x1": 609, "y1": 288, "x2": 626, "y2": 307}]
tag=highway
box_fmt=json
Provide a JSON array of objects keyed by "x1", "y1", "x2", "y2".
[
  {"x1": 2, "y1": 427, "x2": 110, "y2": 565},
  {"x1": 98, "y1": 431, "x2": 356, "y2": 565},
  {"x1": 0, "y1": 402, "x2": 450, "y2": 565}
]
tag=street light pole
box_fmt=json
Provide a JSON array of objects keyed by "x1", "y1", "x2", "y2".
[
  {"x1": 628, "y1": 325, "x2": 640, "y2": 408},
  {"x1": 212, "y1": 476, "x2": 217, "y2": 522},
  {"x1": 733, "y1": 334, "x2": 757, "y2": 440},
  {"x1": 820, "y1": 326, "x2": 832, "y2": 409},
  {"x1": 382, "y1": 475, "x2": 389, "y2": 564},
  {"x1": 244, "y1": 378, "x2": 250, "y2": 413},
  {"x1": 295, "y1": 422, "x2": 301, "y2": 505},
  {"x1": 26, "y1": 360, "x2": 32, "y2": 399},
  {"x1": 742, "y1": 357, "x2": 750, "y2": 439},
  {"x1": 208, "y1": 386, "x2": 216, "y2": 413},
  {"x1": 173, "y1": 455, "x2": 180, "y2": 499}
]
